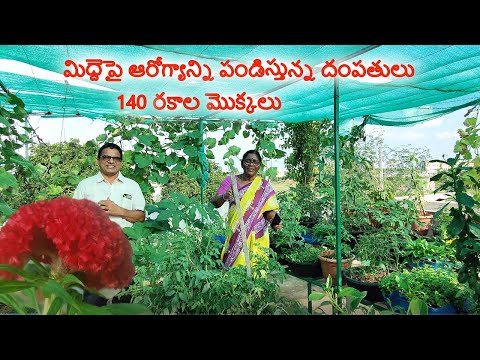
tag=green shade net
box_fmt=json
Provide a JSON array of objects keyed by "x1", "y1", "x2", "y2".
[{"x1": 1, "y1": 45, "x2": 480, "y2": 127}]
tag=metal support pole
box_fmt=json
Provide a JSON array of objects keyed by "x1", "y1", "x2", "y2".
[
  {"x1": 333, "y1": 77, "x2": 342, "y2": 293},
  {"x1": 199, "y1": 120, "x2": 204, "y2": 205}
]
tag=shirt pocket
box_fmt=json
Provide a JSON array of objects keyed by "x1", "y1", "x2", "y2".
[{"x1": 121, "y1": 194, "x2": 134, "y2": 210}]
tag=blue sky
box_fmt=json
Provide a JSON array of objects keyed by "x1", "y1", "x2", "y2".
[
  {"x1": 26, "y1": 106, "x2": 467, "y2": 170},
  {"x1": 365, "y1": 108, "x2": 466, "y2": 161}
]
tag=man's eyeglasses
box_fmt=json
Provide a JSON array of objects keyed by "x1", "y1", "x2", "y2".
[
  {"x1": 100, "y1": 155, "x2": 122, "y2": 163},
  {"x1": 244, "y1": 159, "x2": 260, "y2": 165}
]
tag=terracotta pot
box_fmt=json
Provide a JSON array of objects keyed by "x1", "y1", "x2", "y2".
[
  {"x1": 318, "y1": 249, "x2": 353, "y2": 284},
  {"x1": 412, "y1": 214, "x2": 434, "y2": 236}
]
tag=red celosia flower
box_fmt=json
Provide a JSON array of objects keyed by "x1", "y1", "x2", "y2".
[{"x1": 0, "y1": 197, "x2": 135, "y2": 289}]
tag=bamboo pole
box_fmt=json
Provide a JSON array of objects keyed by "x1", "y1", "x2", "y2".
[{"x1": 230, "y1": 174, "x2": 252, "y2": 277}]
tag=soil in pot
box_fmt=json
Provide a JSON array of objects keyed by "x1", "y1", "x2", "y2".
[{"x1": 342, "y1": 267, "x2": 386, "y2": 303}]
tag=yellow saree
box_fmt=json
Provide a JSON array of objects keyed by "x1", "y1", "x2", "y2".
[{"x1": 220, "y1": 175, "x2": 279, "y2": 268}]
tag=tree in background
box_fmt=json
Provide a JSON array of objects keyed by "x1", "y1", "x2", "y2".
[
  {"x1": 8, "y1": 139, "x2": 98, "y2": 209},
  {"x1": 282, "y1": 122, "x2": 323, "y2": 186},
  {"x1": 161, "y1": 160, "x2": 225, "y2": 202}
]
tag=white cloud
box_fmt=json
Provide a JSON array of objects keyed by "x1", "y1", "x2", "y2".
[
  {"x1": 414, "y1": 117, "x2": 443, "y2": 128},
  {"x1": 435, "y1": 131, "x2": 458, "y2": 140}
]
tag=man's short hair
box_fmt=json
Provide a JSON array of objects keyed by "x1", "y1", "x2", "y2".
[{"x1": 98, "y1": 142, "x2": 123, "y2": 160}]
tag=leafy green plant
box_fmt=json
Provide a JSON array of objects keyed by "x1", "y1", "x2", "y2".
[
  {"x1": 283, "y1": 244, "x2": 323, "y2": 264},
  {"x1": 379, "y1": 265, "x2": 470, "y2": 310},
  {"x1": 0, "y1": 88, "x2": 36, "y2": 221},
  {"x1": 161, "y1": 160, "x2": 224, "y2": 202},
  {"x1": 0, "y1": 262, "x2": 151, "y2": 315},
  {"x1": 384, "y1": 146, "x2": 430, "y2": 214},
  {"x1": 124, "y1": 229, "x2": 293, "y2": 314},
  {"x1": 429, "y1": 112, "x2": 480, "y2": 302},
  {"x1": 354, "y1": 229, "x2": 407, "y2": 273},
  {"x1": 272, "y1": 191, "x2": 307, "y2": 248},
  {"x1": 8, "y1": 139, "x2": 98, "y2": 209},
  {"x1": 401, "y1": 236, "x2": 457, "y2": 268},
  {"x1": 320, "y1": 225, "x2": 354, "y2": 259},
  {"x1": 308, "y1": 275, "x2": 377, "y2": 315}
]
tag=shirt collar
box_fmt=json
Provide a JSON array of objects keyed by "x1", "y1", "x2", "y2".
[{"x1": 95, "y1": 171, "x2": 125, "y2": 183}]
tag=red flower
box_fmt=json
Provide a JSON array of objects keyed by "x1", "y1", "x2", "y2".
[{"x1": 0, "y1": 197, "x2": 135, "y2": 289}]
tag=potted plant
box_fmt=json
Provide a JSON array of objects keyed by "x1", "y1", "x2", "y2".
[
  {"x1": 379, "y1": 265, "x2": 471, "y2": 314},
  {"x1": 343, "y1": 228, "x2": 408, "y2": 302},
  {"x1": 429, "y1": 114, "x2": 480, "y2": 308},
  {"x1": 407, "y1": 152, "x2": 434, "y2": 236},
  {"x1": 317, "y1": 226, "x2": 354, "y2": 284},
  {"x1": 401, "y1": 236, "x2": 458, "y2": 270},
  {"x1": 283, "y1": 243, "x2": 323, "y2": 278}
]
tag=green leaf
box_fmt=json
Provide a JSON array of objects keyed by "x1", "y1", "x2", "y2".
[
  {"x1": 206, "y1": 149, "x2": 214, "y2": 159},
  {"x1": 430, "y1": 172, "x2": 445, "y2": 181},
  {"x1": 447, "y1": 212, "x2": 465, "y2": 237},
  {"x1": 0, "y1": 264, "x2": 38, "y2": 280},
  {"x1": 338, "y1": 287, "x2": 362, "y2": 298},
  {"x1": 464, "y1": 117, "x2": 477, "y2": 127},
  {"x1": 46, "y1": 296, "x2": 66, "y2": 315},
  {"x1": 446, "y1": 157, "x2": 457, "y2": 166},
  {"x1": 183, "y1": 145, "x2": 197, "y2": 157},
  {"x1": 228, "y1": 145, "x2": 241, "y2": 156},
  {"x1": 13, "y1": 106, "x2": 27, "y2": 117},
  {"x1": 134, "y1": 154, "x2": 152, "y2": 168},
  {"x1": 157, "y1": 173, "x2": 170, "y2": 185},
  {"x1": 266, "y1": 141, "x2": 276, "y2": 152},
  {"x1": 137, "y1": 134, "x2": 156, "y2": 147},
  {"x1": 0, "y1": 280, "x2": 36, "y2": 294},
  {"x1": 274, "y1": 149, "x2": 287, "y2": 158},
  {"x1": 6, "y1": 93, "x2": 25, "y2": 107},
  {"x1": 408, "y1": 298, "x2": 428, "y2": 315},
  {"x1": 242, "y1": 130, "x2": 250, "y2": 138},
  {"x1": 468, "y1": 223, "x2": 480, "y2": 238},
  {"x1": 170, "y1": 141, "x2": 186, "y2": 150},
  {"x1": 51, "y1": 155, "x2": 61, "y2": 164},
  {"x1": 457, "y1": 192, "x2": 475, "y2": 208},
  {"x1": 40, "y1": 279, "x2": 82, "y2": 312},
  {"x1": 202, "y1": 282, "x2": 211, "y2": 294},
  {"x1": 204, "y1": 137, "x2": 216, "y2": 148},
  {"x1": 96, "y1": 134, "x2": 107, "y2": 142},
  {"x1": 474, "y1": 156, "x2": 480, "y2": 168},
  {"x1": 0, "y1": 115, "x2": 10, "y2": 126},
  {"x1": 308, "y1": 292, "x2": 326, "y2": 301},
  {"x1": 0, "y1": 293, "x2": 28, "y2": 314},
  {"x1": 0, "y1": 169, "x2": 17, "y2": 188},
  {"x1": 171, "y1": 162, "x2": 184, "y2": 172},
  {"x1": 165, "y1": 154, "x2": 178, "y2": 166},
  {"x1": 59, "y1": 274, "x2": 85, "y2": 288}
]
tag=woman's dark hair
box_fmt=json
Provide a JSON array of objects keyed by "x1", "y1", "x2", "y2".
[
  {"x1": 98, "y1": 142, "x2": 123, "y2": 159},
  {"x1": 241, "y1": 150, "x2": 262, "y2": 165}
]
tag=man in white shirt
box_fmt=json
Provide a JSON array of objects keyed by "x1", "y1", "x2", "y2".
[
  {"x1": 73, "y1": 142, "x2": 145, "y2": 228},
  {"x1": 73, "y1": 142, "x2": 145, "y2": 306}
]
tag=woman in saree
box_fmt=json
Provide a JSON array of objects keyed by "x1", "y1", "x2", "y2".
[{"x1": 211, "y1": 150, "x2": 282, "y2": 268}]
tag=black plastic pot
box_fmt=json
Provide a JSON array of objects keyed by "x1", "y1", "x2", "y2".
[
  {"x1": 287, "y1": 260, "x2": 323, "y2": 278},
  {"x1": 342, "y1": 267, "x2": 384, "y2": 303}
]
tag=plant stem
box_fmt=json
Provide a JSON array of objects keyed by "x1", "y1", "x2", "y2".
[{"x1": 42, "y1": 296, "x2": 50, "y2": 315}]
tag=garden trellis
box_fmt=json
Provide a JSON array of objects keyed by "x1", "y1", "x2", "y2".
[{"x1": 2, "y1": 44, "x2": 480, "y2": 288}]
